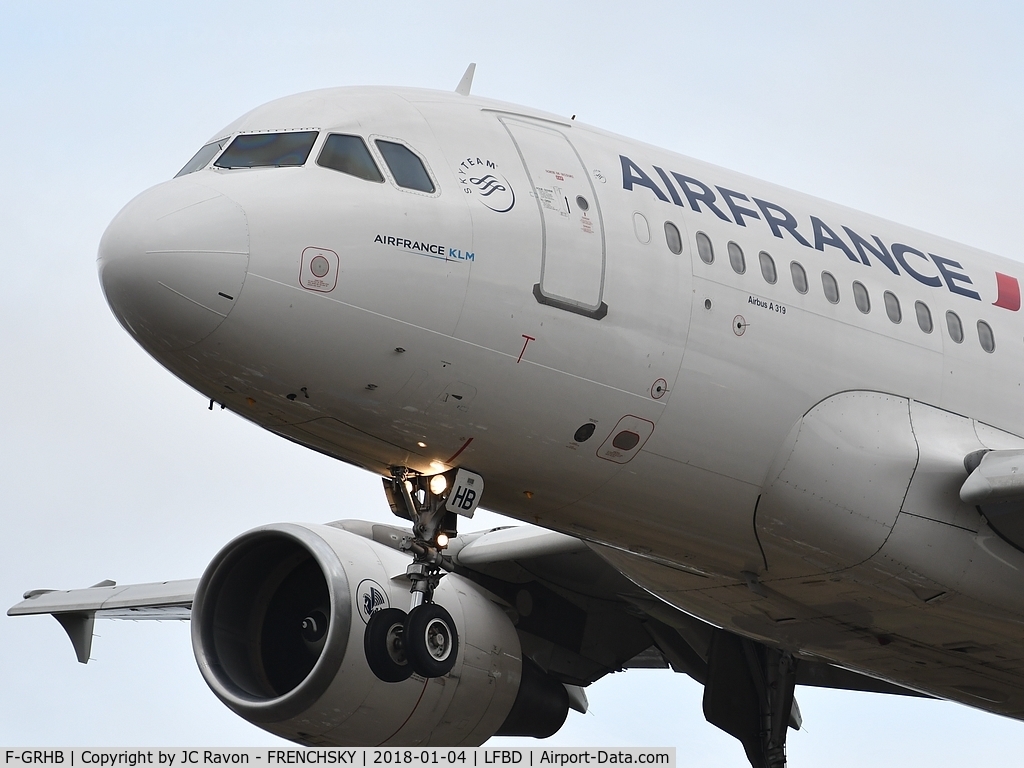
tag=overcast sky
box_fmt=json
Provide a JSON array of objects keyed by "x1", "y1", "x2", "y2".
[{"x1": 3, "y1": 1, "x2": 1024, "y2": 765}]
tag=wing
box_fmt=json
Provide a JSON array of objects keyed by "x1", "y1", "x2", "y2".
[
  {"x1": 331, "y1": 520, "x2": 925, "y2": 700},
  {"x1": 8, "y1": 579, "x2": 197, "y2": 663}
]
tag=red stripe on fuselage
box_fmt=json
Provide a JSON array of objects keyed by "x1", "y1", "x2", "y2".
[{"x1": 993, "y1": 272, "x2": 1021, "y2": 311}]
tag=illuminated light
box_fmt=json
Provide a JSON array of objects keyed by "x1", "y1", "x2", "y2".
[
  {"x1": 429, "y1": 460, "x2": 445, "y2": 472},
  {"x1": 404, "y1": 480, "x2": 414, "y2": 493},
  {"x1": 429, "y1": 474, "x2": 448, "y2": 495},
  {"x1": 436, "y1": 532, "x2": 449, "y2": 548},
  {"x1": 417, "y1": 441, "x2": 427, "y2": 448}
]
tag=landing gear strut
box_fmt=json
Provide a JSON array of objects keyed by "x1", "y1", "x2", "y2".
[
  {"x1": 703, "y1": 630, "x2": 801, "y2": 768},
  {"x1": 363, "y1": 466, "x2": 483, "y2": 681}
]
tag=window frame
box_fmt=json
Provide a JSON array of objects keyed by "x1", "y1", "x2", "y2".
[
  {"x1": 696, "y1": 232, "x2": 714, "y2": 264},
  {"x1": 175, "y1": 137, "x2": 229, "y2": 178},
  {"x1": 790, "y1": 261, "x2": 808, "y2": 294},
  {"x1": 915, "y1": 301, "x2": 933, "y2": 334},
  {"x1": 758, "y1": 251, "x2": 777, "y2": 284},
  {"x1": 945, "y1": 310, "x2": 964, "y2": 344},
  {"x1": 664, "y1": 222, "x2": 683, "y2": 255},
  {"x1": 369, "y1": 134, "x2": 440, "y2": 196},
  {"x1": 821, "y1": 271, "x2": 840, "y2": 304},
  {"x1": 316, "y1": 133, "x2": 385, "y2": 182},
  {"x1": 852, "y1": 281, "x2": 870, "y2": 314},
  {"x1": 884, "y1": 291, "x2": 902, "y2": 324},
  {"x1": 213, "y1": 130, "x2": 320, "y2": 170},
  {"x1": 978, "y1": 320, "x2": 996, "y2": 353},
  {"x1": 728, "y1": 241, "x2": 746, "y2": 274}
]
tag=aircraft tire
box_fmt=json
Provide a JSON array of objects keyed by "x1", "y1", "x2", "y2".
[
  {"x1": 404, "y1": 603, "x2": 459, "y2": 678},
  {"x1": 364, "y1": 608, "x2": 413, "y2": 683}
]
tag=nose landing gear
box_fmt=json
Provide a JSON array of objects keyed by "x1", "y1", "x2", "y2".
[{"x1": 363, "y1": 466, "x2": 483, "y2": 682}]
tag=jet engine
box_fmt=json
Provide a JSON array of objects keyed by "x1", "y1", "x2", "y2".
[{"x1": 190, "y1": 522, "x2": 559, "y2": 745}]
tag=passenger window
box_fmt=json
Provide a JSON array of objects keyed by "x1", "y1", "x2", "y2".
[
  {"x1": 945, "y1": 311, "x2": 964, "y2": 343},
  {"x1": 884, "y1": 291, "x2": 902, "y2": 323},
  {"x1": 821, "y1": 271, "x2": 839, "y2": 304},
  {"x1": 215, "y1": 131, "x2": 318, "y2": 168},
  {"x1": 317, "y1": 134, "x2": 384, "y2": 182},
  {"x1": 664, "y1": 222, "x2": 683, "y2": 255},
  {"x1": 759, "y1": 251, "x2": 777, "y2": 284},
  {"x1": 696, "y1": 232, "x2": 714, "y2": 264},
  {"x1": 633, "y1": 212, "x2": 651, "y2": 243},
  {"x1": 852, "y1": 281, "x2": 870, "y2": 314},
  {"x1": 728, "y1": 242, "x2": 746, "y2": 274},
  {"x1": 175, "y1": 138, "x2": 227, "y2": 177},
  {"x1": 915, "y1": 301, "x2": 933, "y2": 333},
  {"x1": 978, "y1": 320, "x2": 996, "y2": 353},
  {"x1": 375, "y1": 140, "x2": 435, "y2": 192},
  {"x1": 790, "y1": 261, "x2": 808, "y2": 294}
]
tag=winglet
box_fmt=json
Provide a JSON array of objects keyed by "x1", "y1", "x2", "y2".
[
  {"x1": 54, "y1": 612, "x2": 95, "y2": 664},
  {"x1": 456, "y1": 63, "x2": 476, "y2": 96}
]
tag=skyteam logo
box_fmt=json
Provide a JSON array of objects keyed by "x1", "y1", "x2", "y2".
[
  {"x1": 458, "y1": 156, "x2": 515, "y2": 213},
  {"x1": 356, "y1": 579, "x2": 390, "y2": 624}
]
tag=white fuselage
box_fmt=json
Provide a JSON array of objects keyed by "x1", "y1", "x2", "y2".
[{"x1": 98, "y1": 86, "x2": 1024, "y2": 718}]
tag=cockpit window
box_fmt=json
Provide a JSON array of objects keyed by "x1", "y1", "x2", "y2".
[
  {"x1": 214, "y1": 131, "x2": 318, "y2": 169},
  {"x1": 317, "y1": 134, "x2": 384, "y2": 182},
  {"x1": 175, "y1": 139, "x2": 228, "y2": 178},
  {"x1": 375, "y1": 140, "x2": 435, "y2": 193}
]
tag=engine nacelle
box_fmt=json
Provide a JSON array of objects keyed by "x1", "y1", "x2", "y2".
[{"x1": 191, "y1": 522, "x2": 527, "y2": 745}]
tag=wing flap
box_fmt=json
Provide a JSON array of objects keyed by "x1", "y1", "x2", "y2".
[{"x1": 8, "y1": 578, "x2": 198, "y2": 617}]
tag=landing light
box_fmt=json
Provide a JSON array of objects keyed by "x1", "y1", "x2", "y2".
[
  {"x1": 429, "y1": 475, "x2": 448, "y2": 495},
  {"x1": 435, "y1": 532, "x2": 449, "y2": 548}
]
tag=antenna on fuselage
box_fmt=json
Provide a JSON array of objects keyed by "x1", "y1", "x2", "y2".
[{"x1": 455, "y1": 63, "x2": 476, "y2": 96}]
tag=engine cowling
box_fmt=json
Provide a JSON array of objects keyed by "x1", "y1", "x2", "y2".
[{"x1": 191, "y1": 522, "x2": 528, "y2": 745}]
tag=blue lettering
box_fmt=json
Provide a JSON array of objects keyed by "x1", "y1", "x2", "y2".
[
  {"x1": 843, "y1": 227, "x2": 900, "y2": 275},
  {"x1": 931, "y1": 254, "x2": 981, "y2": 300},
  {"x1": 752, "y1": 198, "x2": 811, "y2": 247},
  {"x1": 717, "y1": 187, "x2": 761, "y2": 227},
  {"x1": 892, "y1": 243, "x2": 941, "y2": 287},
  {"x1": 811, "y1": 216, "x2": 858, "y2": 262},
  {"x1": 620, "y1": 156, "x2": 669, "y2": 202},
  {"x1": 654, "y1": 166, "x2": 683, "y2": 206},
  {"x1": 671, "y1": 173, "x2": 730, "y2": 221}
]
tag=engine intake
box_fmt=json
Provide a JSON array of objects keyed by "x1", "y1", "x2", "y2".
[
  {"x1": 192, "y1": 524, "x2": 351, "y2": 723},
  {"x1": 191, "y1": 522, "x2": 557, "y2": 745}
]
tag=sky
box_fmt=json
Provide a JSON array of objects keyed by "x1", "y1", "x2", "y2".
[{"x1": 3, "y1": 1, "x2": 1024, "y2": 764}]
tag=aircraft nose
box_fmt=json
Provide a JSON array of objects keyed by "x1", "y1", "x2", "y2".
[{"x1": 97, "y1": 180, "x2": 249, "y2": 352}]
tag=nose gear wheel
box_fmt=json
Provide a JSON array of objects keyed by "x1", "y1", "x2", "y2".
[
  {"x1": 364, "y1": 608, "x2": 413, "y2": 682},
  {"x1": 405, "y1": 603, "x2": 459, "y2": 678}
]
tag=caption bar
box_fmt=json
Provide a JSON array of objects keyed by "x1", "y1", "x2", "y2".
[{"x1": 3, "y1": 752, "x2": 674, "y2": 768}]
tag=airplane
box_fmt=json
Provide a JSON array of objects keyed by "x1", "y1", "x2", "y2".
[{"x1": 10, "y1": 63, "x2": 1024, "y2": 767}]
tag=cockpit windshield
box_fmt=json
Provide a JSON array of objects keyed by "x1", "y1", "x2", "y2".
[
  {"x1": 214, "y1": 131, "x2": 319, "y2": 169},
  {"x1": 174, "y1": 138, "x2": 228, "y2": 178},
  {"x1": 317, "y1": 134, "x2": 384, "y2": 182}
]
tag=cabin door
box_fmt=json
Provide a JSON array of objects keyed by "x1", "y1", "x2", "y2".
[{"x1": 500, "y1": 117, "x2": 607, "y2": 319}]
